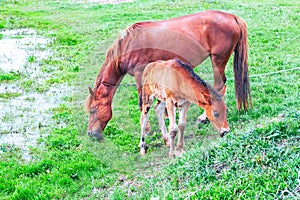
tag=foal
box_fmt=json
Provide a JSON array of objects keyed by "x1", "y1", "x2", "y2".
[{"x1": 140, "y1": 59, "x2": 229, "y2": 157}]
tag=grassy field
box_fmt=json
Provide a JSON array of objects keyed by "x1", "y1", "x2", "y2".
[{"x1": 0, "y1": 0, "x2": 299, "y2": 199}]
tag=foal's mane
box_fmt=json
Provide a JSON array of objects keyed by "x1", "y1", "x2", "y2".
[{"x1": 174, "y1": 59, "x2": 222, "y2": 100}]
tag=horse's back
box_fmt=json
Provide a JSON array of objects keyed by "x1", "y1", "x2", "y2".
[
  {"x1": 142, "y1": 60, "x2": 196, "y2": 101},
  {"x1": 142, "y1": 60, "x2": 179, "y2": 86},
  {"x1": 127, "y1": 10, "x2": 241, "y2": 67},
  {"x1": 138, "y1": 10, "x2": 239, "y2": 27},
  {"x1": 166, "y1": 10, "x2": 241, "y2": 52}
]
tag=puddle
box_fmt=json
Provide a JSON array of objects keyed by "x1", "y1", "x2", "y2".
[
  {"x1": 0, "y1": 29, "x2": 68, "y2": 161},
  {"x1": 0, "y1": 29, "x2": 50, "y2": 72}
]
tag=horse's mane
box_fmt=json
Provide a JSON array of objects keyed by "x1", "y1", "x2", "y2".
[
  {"x1": 95, "y1": 22, "x2": 152, "y2": 89},
  {"x1": 85, "y1": 95, "x2": 92, "y2": 111},
  {"x1": 104, "y1": 22, "x2": 149, "y2": 68},
  {"x1": 88, "y1": 22, "x2": 152, "y2": 106},
  {"x1": 174, "y1": 59, "x2": 222, "y2": 101}
]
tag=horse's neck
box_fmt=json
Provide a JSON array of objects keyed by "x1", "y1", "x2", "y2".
[
  {"x1": 94, "y1": 62, "x2": 125, "y2": 99},
  {"x1": 183, "y1": 76, "x2": 211, "y2": 106}
]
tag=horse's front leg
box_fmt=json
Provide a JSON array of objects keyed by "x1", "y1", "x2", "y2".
[
  {"x1": 154, "y1": 101, "x2": 170, "y2": 147},
  {"x1": 139, "y1": 101, "x2": 152, "y2": 156},
  {"x1": 134, "y1": 70, "x2": 151, "y2": 133},
  {"x1": 139, "y1": 111, "x2": 148, "y2": 156},
  {"x1": 166, "y1": 99, "x2": 178, "y2": 158},
  {"x1": 139, "y1": 85, "x2": 153, "y2": 156},
  {"x1": 177, "y1": 101, "x2": 190, "y2": 157}
]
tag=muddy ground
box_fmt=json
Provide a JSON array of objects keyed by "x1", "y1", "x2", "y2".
[{"x1": 0, "y1": 29, "x2": 70, "y2": 160}]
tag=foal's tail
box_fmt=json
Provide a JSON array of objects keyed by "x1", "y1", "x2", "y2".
[{"x1": 234, "y1": 17, "x2": 252, "y2": 111}]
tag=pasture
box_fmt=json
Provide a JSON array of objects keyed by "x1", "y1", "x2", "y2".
[{"x1": 0, "y1": 0, "x2": 299, "y2": 199}]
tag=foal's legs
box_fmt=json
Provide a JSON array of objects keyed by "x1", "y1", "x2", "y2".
[
  {"x1": 197, "y1": 112, "x2": 208, "y2": 124},
  {"x1": 177, "y1": 101, "x2": 190, "y2": 157},
  {"x1": 154, "y1": 101, "x2": 170, "y2": 147},
  {"x1": 166, "y1": 99, "x2": 178, "y2": 157},
  {"x1": 139, "y1": 90, "x2": 153, "y2": 156},
  {"x1": 139, "y1": 111, "x2": 148, "y2": 156},
  {"x1": 134, "y1": 70, "x2": 151, "y2": 133}
]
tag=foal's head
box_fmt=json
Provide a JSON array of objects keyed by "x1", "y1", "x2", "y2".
[{"x1": 203, "y1": 86, "x2": 229, "y2": 137}]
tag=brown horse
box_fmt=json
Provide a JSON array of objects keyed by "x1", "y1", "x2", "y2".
[
  {"x1": 140, "y1": 59, "x2": 229, "y2": 157},
  {"x1": 86, "y1": 10, "x2": 251, "y2": 140}
]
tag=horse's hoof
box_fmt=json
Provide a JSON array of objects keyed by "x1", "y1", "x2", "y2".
[
  {"x1": 176, "y1": 149, "x2": 186, "y2": 157},
  {"x1": 196, "y1": 117, "x2": 208, "y2": 124},
  {"x1": 169, "y1": 151, "x2": 175, "y2": 158},
  {"x1": 88, "y1": 131, "x2": 103, "y2": 141},
  {"x1": 140, "y1": 148, "x2": 146, "y2": 156}
]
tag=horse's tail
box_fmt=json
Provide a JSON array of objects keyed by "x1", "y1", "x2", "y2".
[{"x1": 233, "y1": 17, "x2": 252, "y2": 111}]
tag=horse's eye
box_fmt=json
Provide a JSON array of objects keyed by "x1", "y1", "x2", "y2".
[
  {"x1": 213, "y1": 111, "x2": 220, "y2": 118},
  {"x1": 90, "y1": 109, "x2": 96, "y2": 114}
]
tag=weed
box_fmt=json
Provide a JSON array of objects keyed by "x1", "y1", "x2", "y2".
[{"x1": 27, "y1": 55, "x2": 36, "y2": 63}]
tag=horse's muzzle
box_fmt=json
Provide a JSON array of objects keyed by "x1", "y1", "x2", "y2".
[
  {"x1": 219, "y1": 128, "x2": 230, "y2": 137},
  {"x1": 88, "y1": 131, "x2": 103, "y2": 141}
]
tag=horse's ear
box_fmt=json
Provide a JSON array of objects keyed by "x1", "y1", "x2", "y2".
[
  {"x1": 219, "y1": 85, "x2": 226, "y2": 97},
  {"x1": 89, "y1": 87, "x2": 96, "y2": 99}
]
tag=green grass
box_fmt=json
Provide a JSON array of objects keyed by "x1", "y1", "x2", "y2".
[
  {"x1": 0, "y1": 71, "x2": 21, "y2": 82},
  {"x1": 0, "y1": 92, "x2": 22, "y2": 99},
  {"x1": 27, "y1": 55, "x2": 36, "y2": 63},
  {"x1": 131, "y1": 111, "x2": 300, "y2": 199},
  {"x1": 0, "y1": 0, "x2": 299, "y2": 199}
]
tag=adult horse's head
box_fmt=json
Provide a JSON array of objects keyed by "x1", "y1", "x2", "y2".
[
  {"x1": 85, "y1": 86, "x2": 114, "y2": 140},
  {"x1": 85, "y1": 30, "x2": 127, "y2": 140}
]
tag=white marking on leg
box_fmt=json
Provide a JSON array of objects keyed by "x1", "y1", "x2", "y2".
[
  {"x1": 155, "y1": 101, "x2": 170, "y2": 147},
  {"x1": 177, "y1": 101, "x2": 190, "y2": 157},
  {"x1": 166, "y1": 99, "x2": 178, "y2": 158},
  {"x1": 139, "y1": 90, "x2": 153, "y2": 156},
  {"x1": 139, "y1": 111, "x2": 148, "y2": 156}
]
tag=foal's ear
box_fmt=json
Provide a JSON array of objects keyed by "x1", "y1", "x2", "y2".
[
  {"x1": 219, "y1": 85, "x2": 227, "y2": 97},
  {"x1": 88, "y1": 87, "x2": 96, "y2": 99}
]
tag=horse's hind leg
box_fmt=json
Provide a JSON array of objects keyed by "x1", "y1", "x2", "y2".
[
  {"x1": 211, "y1": 54, "x2": 229, "y2": 92},
  {"x1": 197, "y1": 112, "x2": 208, "y2": 124},
  {"x1": 177, "y1": 101, "x2": 190, "y2": 157},
  {"x1": 155, "y1": 101, "x2": 170, "y2": 147}
]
